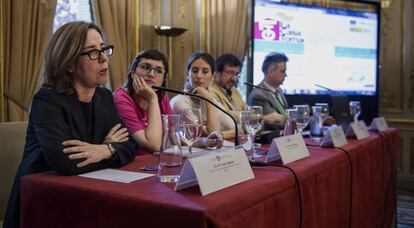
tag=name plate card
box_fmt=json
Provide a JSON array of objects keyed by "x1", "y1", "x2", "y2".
[
  {"x1": 321, "y1": 126, "x2": 348, "y2": 147},
  {"x1": 174, "y1": 147, "x2": 254, "y2": 196},
  {"x1": 266, "y1": 134, "x2": 310, "y2": 165},
  {"x1": 369, "y1": 117, "x2": 388, "y2": 132},
  {"x1": 346, "y1": 121, "x2": 369, "y2": 140}
]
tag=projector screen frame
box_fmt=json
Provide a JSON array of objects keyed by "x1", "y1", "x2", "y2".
[{"x1": 248, "y1": 0, "x2": 381, "y2": 124}]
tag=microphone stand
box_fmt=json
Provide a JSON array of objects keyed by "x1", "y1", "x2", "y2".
[
  {"x1": 244, "y1": 82, "x2": 274, "y2": 93},
  {"x1": 153, "y1": 85, "x2": 240, "y2": 146}
]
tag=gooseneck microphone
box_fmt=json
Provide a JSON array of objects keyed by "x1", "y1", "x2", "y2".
[
  {"x1": 244, "y1": 82, "x2": 274, "y2": 93},
  {"x1": 314, "y1": 84, "x2": 337, "y2": 93},
  {"x1": 152, "y1": 85, "x2": 240, "y2": 146}
]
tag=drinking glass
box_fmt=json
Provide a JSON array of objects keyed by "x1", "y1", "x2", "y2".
[
  {"x1": 349, "y1": 101, "x2": 361, "y2": 122},
  {"x1": 238, "y1": 111, "x2": 254, "y2": 157},
  {"x1": 283, "y1": 108, "x2": 298, "y2": 136},
  {"x1": 315, "y1": 103, "x2": 330, "y2": 123},
  {"x1": 243, "y1": 106, "x2": 263, "y2": 160},
  {"x1": 293, "y1": 105, "x2": 310, "y2": 134},
  {"x1": 158, "y1": 114, "x2": 183, "y2": 183},
  {"x1": 178, "y1": 108, "x2": 202, "y2": 157}
]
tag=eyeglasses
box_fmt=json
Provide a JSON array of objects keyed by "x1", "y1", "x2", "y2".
[
  {"x1": 80, "y1": 45, "x2": 114, "y2": 60},
  {"x1": 223, "y1": 70, "x2": 241, "y2": 79},
  {"x1": 138, "y1": 63, "x2": 166, "y2": 76}
]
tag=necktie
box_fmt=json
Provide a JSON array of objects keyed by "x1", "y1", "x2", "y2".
[{"x1": 273, "y1": 91, "x2": 287, "y2": 118}]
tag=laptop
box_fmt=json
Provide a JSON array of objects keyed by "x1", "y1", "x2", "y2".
[{"x1": 331, "y1": 95, "x2": 352, "y2": 131}]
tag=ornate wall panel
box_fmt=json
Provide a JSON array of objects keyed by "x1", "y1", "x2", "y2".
[
  {"x1": 0, "y1": 0, "x2": 3, "y2": 121},
  {"x1": 381, "y1": 1, "x2": 414, "y2": 190},
  {"x1": 139, "y1": 0, "x2": 162, "y2": 52},
  {"x1": 410, "y1": 1, "x2": 414, "y2": 111},
  {"x1": 170, "y1": 0, "x2": 194, "y2": 92},
  {"x1": 379, "y1": 0, "x2": 404, "y2": 113}
]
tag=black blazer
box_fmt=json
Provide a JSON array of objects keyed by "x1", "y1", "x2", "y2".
[{"x1": 3, "y1": 87, "x2": 138, "y2": 228}]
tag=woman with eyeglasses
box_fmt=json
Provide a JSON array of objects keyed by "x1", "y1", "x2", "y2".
[
  {"x1": 3, "y1": 21, "x2": 137, "y2": 228},
  {"x1": 114, "y1": 49, "x2": 225, "y2": 154},
  {"x1": 113, "y1": 49, "x2": 172, "y2": 155},
  {"x1": 170, "y1": 51, "x2": 232, "y2": 147}
]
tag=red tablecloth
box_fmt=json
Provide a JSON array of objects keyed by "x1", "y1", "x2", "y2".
[{"x1": 20, "y1": 129, "x2": 399, "y2": 228}]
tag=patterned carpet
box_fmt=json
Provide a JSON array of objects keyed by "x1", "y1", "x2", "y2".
[{"x1": 398, "y1": 190, "x2": 414, "y2": 227}]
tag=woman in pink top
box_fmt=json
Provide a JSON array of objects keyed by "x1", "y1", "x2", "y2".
[{"x1": 113, "y1": 49, "x2": 172, "y2": 155}]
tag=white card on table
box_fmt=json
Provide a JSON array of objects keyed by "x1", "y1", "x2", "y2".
[
  {"x1": 79, "y1": 169, "x2": 155, "y2": 183},
  {"x1": 267, "y1": 134, "x2": 310, "y2": 165},
  {"x1": 346, "y1": 121, "x2": 369, "y2": 140},
  {"x1": 369, "y1": 117, "x2": 388, "y2": 132},
  {"x1": 174, "y1": 147, "x2": 254, "y2": 196},
  {"x1": 321, "y1": 126, "x2": 348, "y2": 147}
]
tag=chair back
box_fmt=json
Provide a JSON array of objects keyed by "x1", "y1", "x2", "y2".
[{"x1": 0, "y1": 121, "x2": 28, "y2": 221}]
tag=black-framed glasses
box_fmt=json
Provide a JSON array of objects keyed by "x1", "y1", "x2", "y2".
[
  {"x1": 80, "y1": 45, "x2": 114, "y2": 60},
  {"x1": 223, "y1": 70, "x2": 241, "y2": 79},
  {"x1": 137, "y1": 62, "x2": 166, "y2": 76}
]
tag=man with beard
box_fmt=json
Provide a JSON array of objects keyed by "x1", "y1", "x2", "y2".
[{"x1": 211, "y1": 53, "x2": 246, "y2": 121}]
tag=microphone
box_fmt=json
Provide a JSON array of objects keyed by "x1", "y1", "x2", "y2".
[
  {"x1": 244, "y1": 82, "x2": 274, "y2": 93},
  {"x1": 152, "y1": 85, "x2": 240, "y2": 146},
  {"x1": 314, "y1": 84, "x2": 338, "y2": 94}
]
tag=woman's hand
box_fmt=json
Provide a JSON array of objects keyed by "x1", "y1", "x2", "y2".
[
  {"x1": 192, "y1": 86, "x2": 213, "y2": 100},
  {"x1": 198, "y1": 131, "x2": 224, "y2": 149},
  {"x1": 104, "y1": 123, "x2": 129, "y2": 143},
  {"x1": 132, "y1": 73, "x2": 158, "y2": 102},
  {"x1": 63, "y1": 140, "x2": 112, "y2": 168}
]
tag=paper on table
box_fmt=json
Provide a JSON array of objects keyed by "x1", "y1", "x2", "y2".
[{"x1": 79, "y1": 168, "x2": 155, "y2": 183}]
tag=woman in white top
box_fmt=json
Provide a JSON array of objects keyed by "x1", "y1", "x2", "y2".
[{"x1": 170, "y1": 52, "x2": 234, "y2": 140}]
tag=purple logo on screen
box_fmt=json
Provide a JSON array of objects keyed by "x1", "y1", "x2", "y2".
[
  {"x1": 254, "y1": 18, "x2": 280, "y2": 41},
  {"x1": 254, "y1": 17, "x2": 304, "y2": 43}
]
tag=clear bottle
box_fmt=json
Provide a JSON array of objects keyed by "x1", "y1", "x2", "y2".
[
  {"x1": 158, "y1": 114, "x2": 183, "y2": 183},
  {"x1": 310, "y1": 106, "x2": 323, "y2": 137},
  {"x1": 283, "y1": 108, "x2": 299, "y2": 136}
]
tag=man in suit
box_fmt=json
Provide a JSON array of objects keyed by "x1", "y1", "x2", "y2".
[{"x1": 247, "y1": 52, "x2": 288, "y2": 131}]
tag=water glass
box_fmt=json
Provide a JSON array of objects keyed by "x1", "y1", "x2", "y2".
[
  {"x1": 293, "y1": 105, "x2": 310, "y2": 134},
  {"x1": 238, "y1": 111, "x2": 254, "y2": 157},
  {"x1": 178, "y1": 108, "x2": 202, "y2": 157},
  {"x1": 349, "y1": 101, "x2": 361, "y2": 122},
  {"x1": 315, "y1": 103, "x2": 330, "y2": 123},
  {"x1": 283, "y1": 108, "x2": 298, "y2": 136},
  {"x1": 243, "y1": 106, "x2": 263, "y2": 160},
  {"x1": 158, "y1": 114, "x2": 183, "y2": 183}
]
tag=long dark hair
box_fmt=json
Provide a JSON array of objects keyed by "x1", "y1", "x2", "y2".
[
  {"x1": 184, "y1": 51, "x2": 215, "y2": 91},
  {"x1": 126, "y1": 49, "x2": 169, "y2": 100},
  {"x1": 42, "y1": 21, "x2": 104, "y2": 94}
]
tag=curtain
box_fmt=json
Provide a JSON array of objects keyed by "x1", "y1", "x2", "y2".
[
  {"x1": 204, "y1": 0, "x2": 249, "y2": 60},
  {"x1": 92, "y1": 0, "x2": 139, "y2": 90},
  {"x1": 3, "y1": 0, "x2": 57, "y2": 121}
]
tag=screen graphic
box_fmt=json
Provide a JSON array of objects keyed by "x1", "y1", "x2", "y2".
[{"x1": 253, "y1": 0, "x2": 379, "y2": 96}]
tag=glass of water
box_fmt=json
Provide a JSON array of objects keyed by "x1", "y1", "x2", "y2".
[
  {"x1": 243, "y1": 106, "x2": 263, "y2": 160},
  {"x1": 315, "y1": 103, "x2": 330, "y2": 124},
  {"x1": 293, "y1": 105, "x2": 310, "y2": 134},
  {"x1": 349, "y1": 101, "x2": 361, "y2": 122},
  {"x1": 158, "y1": 114, "x2": 183, "y2": 183},
  {"x1": 178, "y1": 108, "x2": 203, "y2": 157}
]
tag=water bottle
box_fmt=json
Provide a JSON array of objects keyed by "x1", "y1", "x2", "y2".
[
  {"x1": 283, "y1": 109, "x2": 298, "y2": 136},
  {"x1": 310, "y1": 106, "x2": 323, "y2": 137}
]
